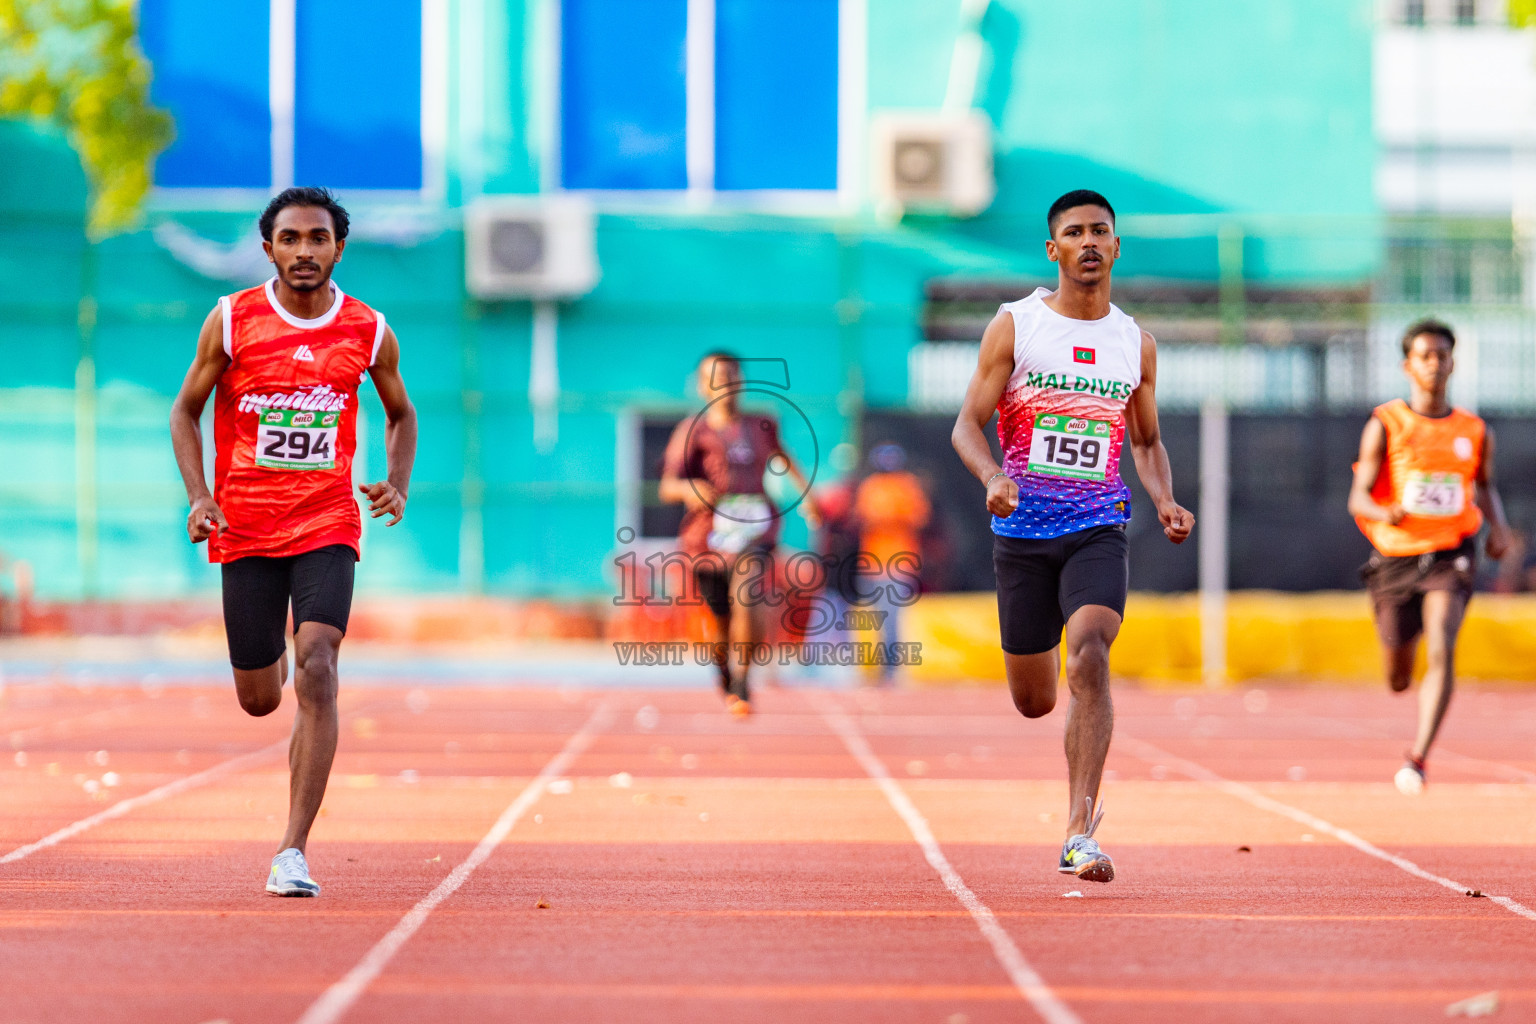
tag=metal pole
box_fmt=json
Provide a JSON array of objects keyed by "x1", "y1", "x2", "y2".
[
  {"x1": 459, "y1": 304, "x2": 485, "y2": 593},
  {"x1": 1217, "y1": 222, "x2": 1245, "y2": 349},
  {"x1": 1199, "y1": 396, "x2": 1228, "y2": 688},
  {"x1": 836, "y1": 229, "x2": 865, "y2": 456},
  {"x1": 75, "y1": 245, "x2": 99, "y2": 599},
  {"x1": 531, "y1": 299, "x2": 560, "y2": 452}
]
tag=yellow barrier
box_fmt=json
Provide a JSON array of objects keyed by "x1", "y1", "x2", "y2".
[{"x1": 904, "y1": 591, "x2": 1536, "y2": 685}]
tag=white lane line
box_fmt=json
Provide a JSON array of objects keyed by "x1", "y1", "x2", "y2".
[
  {"x1": 815, "y1": 696, "x2": 1082, "y2": 1024},
  {"x1": 294, "y1": 701, "x2": 614, "y2": 1024},
  {"x1": 1, "y1": 737, "x2": 290, "y2": 865},
  {"x1": 1116, "y1": 734, "x2": 1536, "y2": 924}
]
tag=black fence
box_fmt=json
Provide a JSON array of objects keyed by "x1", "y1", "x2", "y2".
[{"x1": 863, "y1": 409, "x2": 1536, "y2": 593}]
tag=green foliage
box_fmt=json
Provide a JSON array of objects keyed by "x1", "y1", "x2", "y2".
[
  {"x1": 1513, "y1": 0, "x2": 1536, "y2": 26},
  {"x1": 0, "y1": 0, "x2": 173, "y2": 236}
]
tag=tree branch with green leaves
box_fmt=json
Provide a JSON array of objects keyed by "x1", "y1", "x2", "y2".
[{"x1": 0, "y1": 0, "x2": 172, "y2": 237}]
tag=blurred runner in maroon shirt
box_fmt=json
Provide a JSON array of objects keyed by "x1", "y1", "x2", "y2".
[{"x1": 660, "y1": 352, "x2": 816, "y2": 716}]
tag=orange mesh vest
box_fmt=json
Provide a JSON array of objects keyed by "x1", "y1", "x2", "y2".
[{"x1": 1355, "y1": 398, "x2": 1484, "y2": 557}]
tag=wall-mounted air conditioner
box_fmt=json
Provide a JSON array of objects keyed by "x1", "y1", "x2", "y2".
[
  {"x1": 465, "y1": 195, "x2": 599, "y2": 300},
  {"x1": 869, "y1": 110, "x2": 995, "y2": 218}
]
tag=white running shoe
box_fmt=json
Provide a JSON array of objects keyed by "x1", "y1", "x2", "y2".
[
  {"x1": 1057, "y1": 797, "x2": 1114, "y2": 884},
  {"x1": 266, "y1": 848, "x2": 321, "y2": 897},
  {"x1": 1394, "y1": 759, "x2": 1426, "y2": 796}
]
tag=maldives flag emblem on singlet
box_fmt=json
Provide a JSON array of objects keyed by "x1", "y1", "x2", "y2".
[
  {"x1": 1073, "y1": 347, "x2": 1095, "y2": 364},
  {"x1": 208, "y1": 279, "x2": 386, "y2": 563}
]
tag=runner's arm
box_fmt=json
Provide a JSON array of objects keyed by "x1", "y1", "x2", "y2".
[
  {"x1": 363, "y1": 326, "x2": 417, "y2": 526},
  {"x1": 1475, "y1": 426, "x2": 1512, "y2": 559},
  {"x1": 1346, "y1": 416, "x2": 1404, "y2": 525},
  {"x1": 169, "y1": 304, "x2": 232, "y2": 543},
  {"x1": 1125, "y1": 330, "x2": 1194, "y2": 544},
  {"x1": 767, "y1": 422, "x2": 821, "y2": 528},
  {"x1": 951, "y1": 311, "x2": 1020, "y2": 517},
  {"x1": 658, "y1": 420, "x2": 715, "y2": 511}
]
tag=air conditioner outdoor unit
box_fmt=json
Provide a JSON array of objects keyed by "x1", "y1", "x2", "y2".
[
  {"x1": 869, "y1": 110, "x2": 995, "y2": 218},
  {"x1": 465, "y1": 195, "x2": 599, "y2": 300}
]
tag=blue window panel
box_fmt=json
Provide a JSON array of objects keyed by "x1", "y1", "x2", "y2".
[
  {"x1": 714, "y1": 0, "x2": 838, "y2": 190},
  {"x1": 140, "y1": 0, "x2": 270, "y2": 188},
  {"x1": 295, "y1": 0, "x2": 423, "y2": 190},
  {"x1": 561, "y1": 0, "x2": 687, "y2": 190}
]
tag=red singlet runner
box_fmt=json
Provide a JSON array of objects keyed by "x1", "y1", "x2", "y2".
[{"x1": 209, "y1": 279, "x2": 386, "y2": 562}]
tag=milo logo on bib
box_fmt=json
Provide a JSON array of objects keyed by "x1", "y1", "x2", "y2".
[{"x1": 291, "y1": 411, "x2": 316, "y2": 427}]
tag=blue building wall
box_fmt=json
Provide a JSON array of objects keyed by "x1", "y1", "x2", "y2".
[{"x1": 0, "y1": 0, "x2": 1378, "y2": 600}]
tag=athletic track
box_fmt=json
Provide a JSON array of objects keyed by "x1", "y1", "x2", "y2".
[{"x1": 4, "y1": 677, "x2": 1536, "y2": 1023}]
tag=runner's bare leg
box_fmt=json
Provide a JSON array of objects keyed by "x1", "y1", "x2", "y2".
[
  {"x1": 728, "y1": 595, "x2": 765, "y2": 701},
  {"x1": 278, "y1": 621, "x2": 342, "y2": 853},
  {"x1": 1061, "y1": 605, "x2": 1120, "y2": 836},
  {"x1": 233, "y1": 656, "x2": 287, "y2": 717},
  {"x1": 1383, "y1": 641, "x2": 1415, "y2": 693},
  {"x1": 1411, "y1": 589, "x2": 1465, "y2": 762}
]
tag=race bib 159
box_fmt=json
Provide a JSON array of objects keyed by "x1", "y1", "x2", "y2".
[
  {"x1": 1402, "y1": 471, "x2": 1464, "y2": 517},
  {"x1": 254, "y1": 408, "x2": 338, "y2": 470},
  {"x1": 1026, "y1": 414, "x2": 1113, "y2": 481}
]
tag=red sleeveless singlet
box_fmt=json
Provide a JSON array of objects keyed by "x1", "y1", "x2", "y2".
[{"x1": 208, "y1": 278, "x2": 385, "y2": 563}]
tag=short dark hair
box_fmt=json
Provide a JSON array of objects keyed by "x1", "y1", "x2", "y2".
[
  {"x1": 1047, "y1": 189, "x2": 1115, "y2": 235},
  {"x1": 1401, "y1": 318, "x2": 1456, "y2": 356},
  {"x1": 259, "y1": 186, "x2": 350, "y2": 242}
]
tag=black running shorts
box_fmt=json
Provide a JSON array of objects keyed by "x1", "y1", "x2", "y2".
[
  {"x1": 993, "y1": 525, "x2": 1129, "y2": 656},
  {"x1": 220, "y1": 544, "x2": 357, "y2": 670},
  {"x1": 1360, "y1": 537, "x2": 1475, "y2": 649}
]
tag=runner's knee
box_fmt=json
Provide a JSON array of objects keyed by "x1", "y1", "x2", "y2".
[
  {"x1": 1011, "y1": 687, "x2": 1056, "y2": 719},
  {"x1": 237, "y1": 687, "x2": 281, "y2": 717},
  {"x1": 1004, "y1": 654, "x2": 1057, "y2": 717},
  {"x1": 233, "y1": 665, "x2": 283, "y2": 717},
  {"x1": 293, "y1": 631, "x2": 340, "y2": 706},
  {"x1": 1423, "y1": 634, "x2": 1455, "y2": 669},
  {"x1": 1064, "y1": 637, "x2": 1111, "y2": 693}
]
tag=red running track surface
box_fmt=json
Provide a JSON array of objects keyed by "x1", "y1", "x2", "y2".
[{"x1": 3, "y1": 681, "x2": 1536, "y2": 1023}]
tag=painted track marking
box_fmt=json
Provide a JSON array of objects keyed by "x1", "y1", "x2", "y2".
[
  {"x1": 816, "y1": 695, "x2": 1082, "y2": 1024},
  {"x1": 294, "y1": 701, "x2": 613, "y2": 1024},
  {"x1": 1118, "y1": 734, "x2": 1536, "y2": 923},
  {"x1": 1, "y1": 737, "x2": 289, "y2": 865}
]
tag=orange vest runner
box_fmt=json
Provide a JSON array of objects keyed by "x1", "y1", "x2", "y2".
[
  {"x1": 1355, "y1": 398, "x2": 1484, "y2": 558},
  {"x1": 209, "y1": 279, "x2": 385, "y2": 563}
]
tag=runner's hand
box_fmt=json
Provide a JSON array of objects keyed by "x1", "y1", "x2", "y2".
[
  {"x1": 1384, "y1": 503, "x2": 1407, "y2": 525},
  {"x1": 684, "y1": 480, "x2": 717, "y2": 512},
  {"x1": 359, "y1": 481, "x2": 406, "y2": 526},
  {"x1": 985, "y1": 475, "x2": 1019, "y2": 517},
  {"x1": 1487, "y1": 522, "x2": 1513, "y2": 561},
  {"x1": 186, "y1": 496, "x2": 227, "y2": 544},
  {"x1": 1158, "y1": 501, "x2": 1195, "y2": 544}
]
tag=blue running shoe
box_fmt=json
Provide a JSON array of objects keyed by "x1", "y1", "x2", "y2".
[
  {"x1": 1057, "y1": 798, "x2": 1114, "y2": 884},
  {"x1": 266, "y1": 848, "x2": 321, "y2": 897}
]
